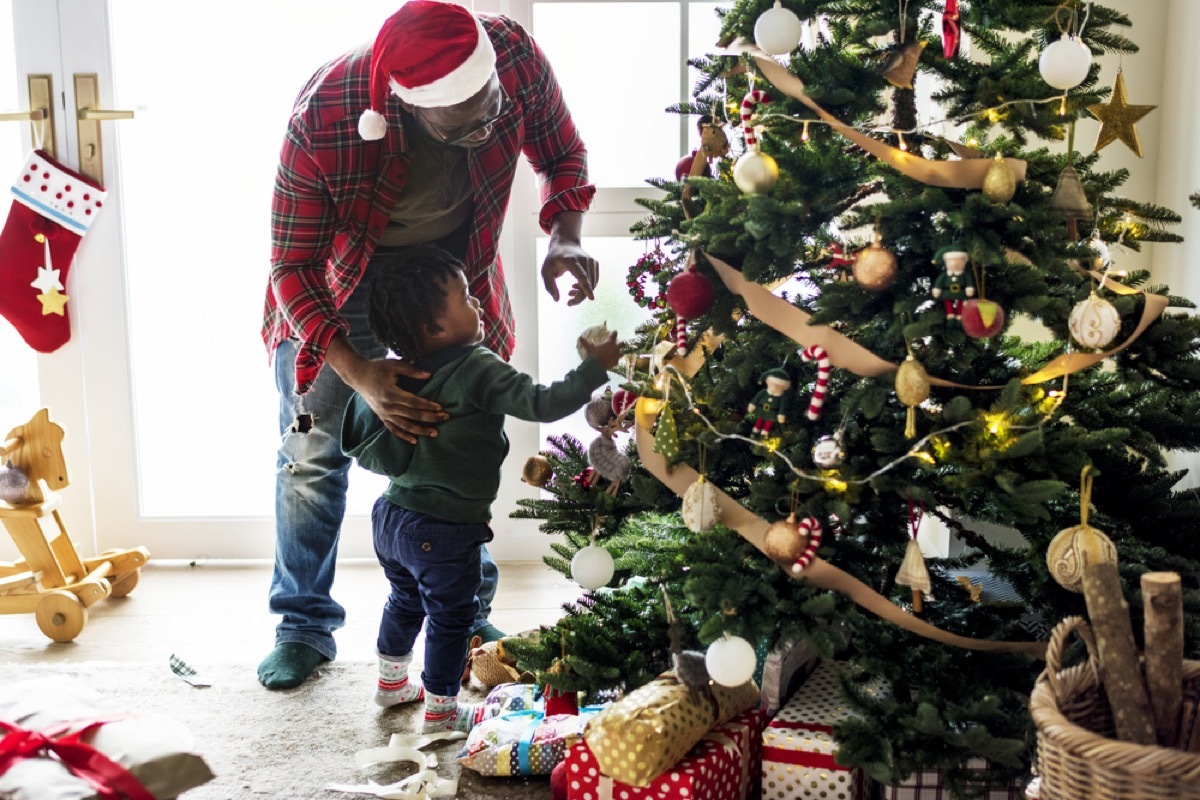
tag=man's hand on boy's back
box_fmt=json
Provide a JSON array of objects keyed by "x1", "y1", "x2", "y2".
[
  {"x1": 326, "y1": 335, "x2": 448, "y2": 444},
  {"x1": 578, "y1": 330, "x2": 622, "y2": 371}
]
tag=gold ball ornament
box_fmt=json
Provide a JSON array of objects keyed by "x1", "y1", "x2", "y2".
[
  {"x1": 896, "y1": 353, "x2": 931, "y2": 439},
  {"x1": 982, "y1": 155, "x2": 1017, "y2": 204},
  {"x1": 732, "y1": 150, "x2": 779, "y2": 194},
  {"x1": 1068, "y1": 293, "x2": 1121, "y2": 350},
  {"x1": 521, "y1": 453, "x2": 553, "y2": 487},
  {"x1": 763, "y1": 515, "x2": 808, "y2": 565},
  {"x1": 852, "y1": 241, "x2": 898, "y2": 291},
  {"x1": 1046, "y1": 524, "x2": 1117, "y2": 592},
  {"x1": 895, "y1": 355, "x2": 931, "y2": 407}
]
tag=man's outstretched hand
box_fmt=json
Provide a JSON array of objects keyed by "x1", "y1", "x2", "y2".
[{"x1": 542, "y1": 210, "x2": 598, "y2": 306}]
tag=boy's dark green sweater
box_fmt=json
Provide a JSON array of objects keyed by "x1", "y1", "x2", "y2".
[{"x1": 341, "y1": 344, "x2": 608, "y2": 523}]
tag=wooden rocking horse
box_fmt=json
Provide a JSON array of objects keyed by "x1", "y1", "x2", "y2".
[{"x1": 0, "y1": 408, "x2": 150, "y2": 642}]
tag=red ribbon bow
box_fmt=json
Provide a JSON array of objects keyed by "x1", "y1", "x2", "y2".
[{"x1": 0, "y1": 718, "x2": 154, "y2": 800}]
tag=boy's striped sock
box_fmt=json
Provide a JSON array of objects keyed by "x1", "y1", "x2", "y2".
[
  {"x1": 423, "y1": 692, "x2": 494, "y2": 733},
  {"x1": 375, "y1": 652, "x2": 424, "y2": 707}
]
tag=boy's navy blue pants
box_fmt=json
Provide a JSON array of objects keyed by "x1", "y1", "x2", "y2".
[{"x1": 371, "y1": 498, "x2": 494, "y2": 697}]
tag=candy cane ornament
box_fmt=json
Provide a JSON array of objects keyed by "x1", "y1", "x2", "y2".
[
  {"x1": 792, "y1": 516, "x2": 823, "y2": 575},
  {"x1": 740, "y1": 89, "x2": 773, "y2": 148},
  {"x1": 675, "y1": 317, "x2": 688, "y2": 356},
  {"x1": 801, "y1": 345, "x2": 831, "y2": 421}
]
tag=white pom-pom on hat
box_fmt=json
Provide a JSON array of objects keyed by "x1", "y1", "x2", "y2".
[{"x1": 358, "y1": 109, "x2": 388, "y2": 141}]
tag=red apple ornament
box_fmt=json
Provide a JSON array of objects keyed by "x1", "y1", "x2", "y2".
[
  {"x1": 611, "y1": 388, "x2": 638, "y2": 417},
  {"x1": 961, "y1": 298, "x2": 1006, "y2": 339}
]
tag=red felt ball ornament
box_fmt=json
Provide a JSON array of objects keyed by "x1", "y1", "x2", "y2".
[
  {"x1": 611, "y1": 388, "x2": 638, "y2": 417},
  {"x1": 667, "y1": 269, "x2": 715, "y2": 318},
  {"x1": 550, "y1": 760, "x2": 569, "y2": 800}
]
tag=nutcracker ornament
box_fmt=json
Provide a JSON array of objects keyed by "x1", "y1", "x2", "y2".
[
  {"x1": 931, "y1": 244, "x2": 976, "y2": 321},
  {"x1": 747, "y1": 368, "x2": 793, "y2": 439}
]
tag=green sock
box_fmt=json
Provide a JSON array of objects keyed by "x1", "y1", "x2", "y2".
[{"x1": 257, "y1": 642, "x2": 326, "y2": 690}]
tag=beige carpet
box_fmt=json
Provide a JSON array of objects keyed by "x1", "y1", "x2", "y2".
[{"x1": 0, "y1": 660, "x2": 554, "y2": 800}]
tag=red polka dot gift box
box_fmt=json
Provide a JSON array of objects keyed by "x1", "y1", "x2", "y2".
[
  {"x1": 563, "y1": 706, "x2": 768, "y2": 800},
  {"x1": 761, "y1": 661, "x2": 887, "y2": 800}
]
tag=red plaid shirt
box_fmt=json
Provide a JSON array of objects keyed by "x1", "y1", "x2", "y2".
[{"x1": 261, "y1": 13, "x2": 595, "y2": 394}]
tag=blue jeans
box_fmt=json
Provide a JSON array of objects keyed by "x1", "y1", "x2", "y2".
[
  {"x1": 270, "y1": 270, "x2": 498, "y2": 661},
  {"x1": 372, "y1": 499, "x2": 493, "y2": 697}
]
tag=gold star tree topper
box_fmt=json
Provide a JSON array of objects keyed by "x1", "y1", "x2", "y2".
[{"x1": 1088, "y1": 69, "x2": 1156, "y2": 158}]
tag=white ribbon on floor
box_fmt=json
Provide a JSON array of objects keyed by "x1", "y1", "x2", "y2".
[{"x1": 325, "y1": 731, "x2": 465, "y2": 799}]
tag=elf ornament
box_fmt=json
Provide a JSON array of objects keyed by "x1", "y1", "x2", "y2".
[
  {"x1": 747, "y1": 368, "x2": 792, "y2": 438},
  {"x1": 1046, "y1": 466, "x2": 1116, "y2": 592},
  {"x1": 1, "y1": 150, "x2": 107, "y2": 352},
  {"x1": 931, "y1": 244, "x2": 975, "y2": 320}
]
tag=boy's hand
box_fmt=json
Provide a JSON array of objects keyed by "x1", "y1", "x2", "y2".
[{"x1": 578, "y1": 330, "x2": 622, "y2": 370}]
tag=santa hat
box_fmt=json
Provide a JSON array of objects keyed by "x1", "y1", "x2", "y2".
[{"x1": 358, "y1": 1, "x2": 497, "y2": 141}]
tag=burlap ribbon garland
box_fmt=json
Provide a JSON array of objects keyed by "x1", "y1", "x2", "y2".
[
  {"x1": 737, "y1": 47, "x2": 1029, "y2": 189},
  {"x1": 708, "y1": 253, "x2": 1167, "y2": 389}
]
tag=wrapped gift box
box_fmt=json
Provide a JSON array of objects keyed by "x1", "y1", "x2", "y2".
[
  {"x1": 582, "y1": 671, "x2": 759, "y2": 787},
  {"x1": 565, "y1": 706, "x2": 767, "y2": 800},
  {"x1": 458, "y1": 707, "x2": 603, "y2": 776},
  {"x1": 0, "y1": 676, "x2": 213, "y2": 800},
  {"x1": 762, "y1": 661, "x2": 884, "y2": 800},
  {"x1": 882, "y1": 758, "x2": 1025, "y2": 800}
]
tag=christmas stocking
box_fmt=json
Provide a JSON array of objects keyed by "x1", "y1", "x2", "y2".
[{"x1": 0, "y1": 150, "x2": 107, "y2": 352}]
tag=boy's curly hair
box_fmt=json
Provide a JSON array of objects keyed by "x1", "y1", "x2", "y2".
[{"x1": 367, "y1": 244, "x2": 464, "y2": 360}]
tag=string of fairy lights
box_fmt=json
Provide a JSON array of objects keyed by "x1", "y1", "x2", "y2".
[{"x1": 647, "y1": 359, "x2": 1068, "y2": 492}]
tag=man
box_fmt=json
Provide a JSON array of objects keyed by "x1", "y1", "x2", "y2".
[{"x1": 259, "y1": 0, "x2": 598, "y2": 689}]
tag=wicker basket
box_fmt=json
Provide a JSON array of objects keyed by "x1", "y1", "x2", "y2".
[{"x1": 1030, "y1": 615, "x2": 1200, "y2": 800}]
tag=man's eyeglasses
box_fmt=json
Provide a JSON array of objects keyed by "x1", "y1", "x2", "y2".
[{"x1": 417, "y1": 88, "x2": 510, "y2": 148}]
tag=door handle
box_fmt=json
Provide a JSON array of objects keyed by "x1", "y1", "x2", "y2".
[
  {"x1": 0, "y1": 76, "x2": 57, "y2": 159},
  {"x1": 74, "y1": 74, "x2": 135, "y2": 186}
]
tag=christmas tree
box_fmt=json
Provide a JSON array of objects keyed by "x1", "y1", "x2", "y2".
[{"x1": 509, "y1": 1, "x2": 1200, "y2": 793}]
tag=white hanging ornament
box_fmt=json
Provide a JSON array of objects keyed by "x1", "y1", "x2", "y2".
[
  {"x1": 812, "y1": 434, "x2": 845, "y2": 469},
  {"x1": 1039, "y1": 35, "x2": 1092, "y2": 91},
  {"x1": 754, "y1": 1, "x2": 803, "y2": 56},
  {"x1": 704, "y1": 634, "x2": 757, "y2": 687},
  {"x1": 681, "y1": 476, "x2": 721, "y2": 533},
  {"x1": 571, "y1": 544, "x2": 615, "y2": 590},
  {"x1": 1068, "y1": 292, "x2": 1121, "y2": 349}
]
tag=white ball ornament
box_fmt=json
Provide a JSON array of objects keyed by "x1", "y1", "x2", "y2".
[
  {"x1": 1039, "y1": 35, "x2": 1092, "y2": 91},
  {"x1": 754, "y1": 1, "x2": 803, "y2": 56},
  {"x1": 571, "y1": 544, "x2": 615, "y2": 590},
  {"x1": 1068, "y1": 293, "x2": 1121, "y2": 350},
  {"x1": 681, "y1": 476, "x2": 721, "y2": 533},
  {"x1": 704, "y1": 634, "x2": 758, "y2": 687},
  {"x1": 733, "y1": 150, "x2": 779, "y2": 194}
]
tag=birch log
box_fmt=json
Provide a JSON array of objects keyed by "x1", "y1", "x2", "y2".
[
  {"x1": 1141, "y1": 571, "x2": 1184, "y2": 747},
  {"x1": 1081, "y1": 561, "x2": 1156, "y2": 744}
]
